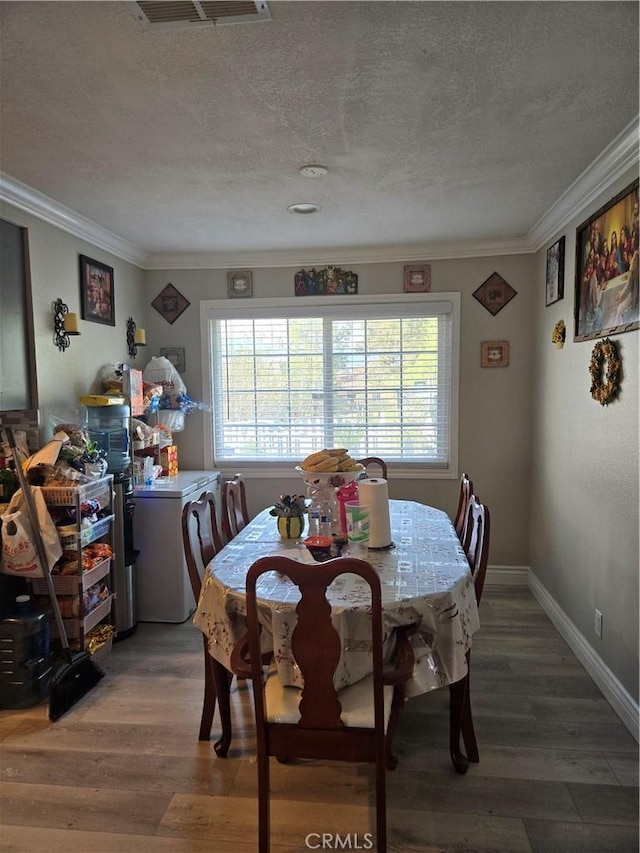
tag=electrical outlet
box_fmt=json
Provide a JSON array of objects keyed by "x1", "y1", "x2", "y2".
[{"x1": 594, "y1": 609, "x2": 603, "y2": 638}]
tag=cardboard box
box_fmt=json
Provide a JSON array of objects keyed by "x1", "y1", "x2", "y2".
[{"x1": 159, "y1": 445, "x2": 178, "y2": 476}]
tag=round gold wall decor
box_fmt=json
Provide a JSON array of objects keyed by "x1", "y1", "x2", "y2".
[{"x1": 589, "y1": 338, "x2": 621, "y2": 406}]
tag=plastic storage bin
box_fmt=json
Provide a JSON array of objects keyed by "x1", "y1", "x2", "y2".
[{"x1": 0, "y1": 595, "x2": 51, "y2": 709}]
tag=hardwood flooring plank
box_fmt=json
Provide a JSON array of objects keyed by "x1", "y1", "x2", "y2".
[
  {"x1": 529, "y1": 695, "x2": 622, "y2": 724},
  {"x1": 566, "y1": 782, "x2": 639, "y2": 826},
  {"x1": 605, "y1": 752, "x2": 640, "y2": 787},
  {"x1": 506, "y1": 656, "x2": 590, "y2": 677},
  {"x1": 387, "y1": 807, "x2": 533, "y2": 853},
  {"x1": 0, "y1": 780, "x2": 171, "y2": 835},
  {"x1": 387, "y1": 770, "x2": 580, "y2": 822},
  {"x1": 158, "y1": 792, "x2": 373, "y2": 849},
  {"x1": 470, "y1": 671, "x2": 606, "y2": 699},
  {"x1": 0, "y1": 744, "x2": 239, "y2": 795},
  {"x1": 393, "y1": 741, "x2": 622, "y2": 784},
  {"x1": 406, "y1": 692, "x2": 536, "y2": 720},
  {"x1": 0, "y1": 824, "x2": 292, "y2": 853},
  {"x1": 524, "y1": 817, "x2": 639, "y2": 852},
  {"x1": 2, "y1": 718, "x2": 214, "y2": 754},
  {"x1": 230, "y1": 757, "x2": 375, "y2": 805},
  {"x1": 470, "y1": 718, "x2": 637, "y2": 753}
]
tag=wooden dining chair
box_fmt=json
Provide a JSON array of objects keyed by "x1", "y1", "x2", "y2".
[
  {"x1": 233, "y1": 555, "x2": 415, "y2": 853},
  {"x1": 221, "y1": 473, "x2": 250, "y2": 543},
  {"x1": 181, "y1": 490, "x2": 225, "y2": 741},
  {"x1": 454, "y1": 472, "x2": 474, "y2": 540},
  {"x1": 449, "y1": 494, "x2": 490, "y2": 773},
  {"x1": 357, "y1": 456, "x2": 388, "y2": 479}
]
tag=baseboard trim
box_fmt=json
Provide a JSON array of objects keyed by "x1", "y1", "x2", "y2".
[
  {"x1": 528, "y1": 571, "x2": 639, "y2": 743},
  {"x1": 485, "y1": 564, "x2": 529, "y2": 586}
]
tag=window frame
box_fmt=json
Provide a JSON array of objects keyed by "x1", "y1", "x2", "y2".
[{"x1": 201, "y1": 292, "x2": 460, "y2": 479}]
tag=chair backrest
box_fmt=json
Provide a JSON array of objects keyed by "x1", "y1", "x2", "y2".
[
  {"x1": 245, "y1": 555, "x2": 386, "y2": 738},
  {"x1": 461, "y1": 495, "x2": 490, "y2": 604},
  {"x1": 357, "y1": 457, "x2": 388, "y2": 480},
  {"x1": 454, "y1": 472, "x2": 474, "y2": 540},
  {"x1": 181, "y1": 490, "x2": 224, "y2": 603},
  {"x1": 221, "y1": 473, "x2": 250, "y2": 543}
]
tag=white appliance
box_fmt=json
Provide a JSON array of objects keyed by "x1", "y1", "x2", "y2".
[{"x1": 133, "y1": 470, "x2": 221, "y2": 622}]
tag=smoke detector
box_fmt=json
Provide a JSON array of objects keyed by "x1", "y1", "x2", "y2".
[
  {"x1": 287, "y1": 203, "x2": 320, "y2": 215},
  {"x1": 127, "y1": 2, "x2": 271, "y2": 31}
]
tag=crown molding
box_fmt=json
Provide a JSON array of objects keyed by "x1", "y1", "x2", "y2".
[
  {"x1": 1, "y1": 117, "x2": 637, "y2": 270},
  {"x1": 145, "y1": 237, "x2": 533, "y2": 270},
  {"x1": 527, "y1": 116, "x2": 639, "y2": 251},
  {"x1": 0, "y1": 172, "x2": 149, "y2": 268}
]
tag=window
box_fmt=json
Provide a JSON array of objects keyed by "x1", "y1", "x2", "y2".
[{"x1": 202, "y1": 293, "x2": 459, "y2": 478}]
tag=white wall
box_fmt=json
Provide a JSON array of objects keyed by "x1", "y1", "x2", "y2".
[
  {"x1": 0, "y1": 202, "x2": 146, "y2": 436},
  {"x1": 530, "y1": 168, "x2": 639, "y2": 700},
  {"x1": 145, "y1": 252, "x2": 535, "y2": 567}
]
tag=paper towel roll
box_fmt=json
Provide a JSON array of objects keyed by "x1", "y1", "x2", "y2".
[{"x1": 357, "y1": 478, "x2": 392, "y2": 548}]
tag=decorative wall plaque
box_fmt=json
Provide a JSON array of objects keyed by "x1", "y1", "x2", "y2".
[
  {"x1": 472, "y1": 272, "x2": 517, "y2": 316},
  {"x1": 294, "y1": 266, "x2": 358, "y2": 296},
  {"x1": 151, "y1": 283, "x2": 190, "y2": 325}
]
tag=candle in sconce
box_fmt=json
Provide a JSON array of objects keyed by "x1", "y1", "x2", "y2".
[
  {"x1": 64, "y1": 313, "x2": 79, "y2": 334},
  {"x1": 134, "y1": 327, "x2": 146, "y2": 345}
]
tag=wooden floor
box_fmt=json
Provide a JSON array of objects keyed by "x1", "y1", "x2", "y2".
[{"x1": 1, "y1": 585, "x2": 638, "y2": 852}]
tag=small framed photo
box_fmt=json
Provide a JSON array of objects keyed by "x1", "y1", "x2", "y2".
[
  {"x1": 151, "y1": 283, "x2": 191, "y2": 325},
  {"x1": 79, "y1": 255, "x2": 115, "y2": 326},
  {"x1": 545, "y1": 236, "x2": 565, "y2": 306},
  {"x1": 227, "y1": 270, "x2": 253, "y2": 298},
  {"x1": 481, "y1": 340, "x2": 509, "y2": 368},
  {"x1": 403, "y1": 264, "x2": 431, "y2": 292},
  {"x1": 159, "y1": 346, "x2": 186, "y2": 374}
]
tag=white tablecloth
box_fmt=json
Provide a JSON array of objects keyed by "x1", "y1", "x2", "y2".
[{"x1": 193, "y1": 500, "x2": 480, "y2": 697}]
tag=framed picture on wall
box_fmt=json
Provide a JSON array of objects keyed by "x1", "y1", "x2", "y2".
[
  {"x1": 159, "y1": 346, "x2": 186, "y2": 374},
  {"x1": 403, "y1": 264, "x2": 431, "y2": 292},
  {"x1": 481, "y1": 340, "x2": 509, "y2": 368},
  {"x1": 79, "y1": 255, "x2": 115, "y2": 326},
  {"x1": 545, "y1": 236, "x2": 565, "y2": 306},
  {"x1": 227, "y1": 270, "x2": 253, "y2": 298},
  {"x1": 574, "y1": 178, "x2": 639, "y2": 341}
]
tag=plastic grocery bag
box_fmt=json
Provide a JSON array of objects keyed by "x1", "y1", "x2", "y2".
[
  {"x1": 0, "y1": 487, "x2": 62, "y2": 577},
  {"x1": 143, "y1": 356, "x2": 188, "y2": 431}
]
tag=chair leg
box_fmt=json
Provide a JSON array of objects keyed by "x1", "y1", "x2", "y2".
[
  {"x1": 257, "y1": 751, "x2": 270, "y2": 853},
  {"x1": 212, "y1": 659, "x2": 233, "y2": 757},
  {"x1": 198, "y1": 641, "x2": 217, "y2": 741},
  {"x1": 384, "y1": 689, "x2": 404, "y2": 770},
  {"x1": 461, "y1": 651, "x2": 479, "y2": 763},
  {"x1": 375, "y1": 754, "x2": 387, "y2": 853},
  {"x1": 448, "y1": 675, "x2": 470, "y2": 775}
]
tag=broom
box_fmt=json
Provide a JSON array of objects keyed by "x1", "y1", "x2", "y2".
[{"x1": 6, "y1": 427, "x2": 104, "y2": 721}]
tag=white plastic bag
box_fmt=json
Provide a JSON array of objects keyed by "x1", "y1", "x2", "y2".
[{"x1": 0, "y1": 487, "x2": 62, "y2": 577}]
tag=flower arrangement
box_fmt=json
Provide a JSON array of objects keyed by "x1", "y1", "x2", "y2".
[
  {"x1": 269, "y1": 494, "x2": 307, "y2": 518},
  {"x1": 551, "y1": 320, "x2": 566, "y2": 349},
  {"x1": 589, "y1": 337, "x2": 621, "y2": 406}
]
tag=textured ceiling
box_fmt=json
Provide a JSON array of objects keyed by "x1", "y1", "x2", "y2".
[{"x1": 0, "y1": 1, "x2": 638, "y2": 261}]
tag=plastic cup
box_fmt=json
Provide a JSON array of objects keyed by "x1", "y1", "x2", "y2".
[{"x1": 344, "y1": 501, "x2": 370, "y2": 558}]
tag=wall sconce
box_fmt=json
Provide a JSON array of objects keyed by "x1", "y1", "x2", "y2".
[
  {"x1": 127, "y1": 317, "x2": 147, "y2": 359},
  {"x1": 53, "y1": 298, "x2": 80, "y2": 352}
]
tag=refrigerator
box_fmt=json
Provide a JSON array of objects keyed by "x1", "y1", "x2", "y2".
[{"x1": 133, "y1": 470, "x2": 221, "y2": 622}]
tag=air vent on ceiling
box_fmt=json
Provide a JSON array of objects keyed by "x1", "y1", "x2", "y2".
[{"x1": 127, "y1": 1, "x2": 271, "y2": 30}]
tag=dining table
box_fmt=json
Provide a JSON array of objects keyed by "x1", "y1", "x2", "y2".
[{"x1": 193, "y1": 498, "x2": 481, "y2": 763}]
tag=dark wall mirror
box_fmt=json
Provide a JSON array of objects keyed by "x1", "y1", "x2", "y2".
[{"x1": 0, "y1": 219, "x2": 39, "y2": 424}]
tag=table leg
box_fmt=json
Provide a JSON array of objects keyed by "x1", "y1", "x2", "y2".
[{"x1": 211, "y1": 659, "x2": 233, "y2": 757}]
